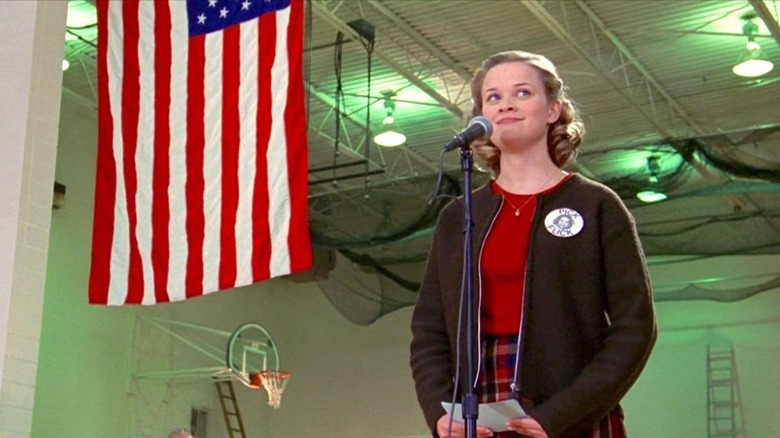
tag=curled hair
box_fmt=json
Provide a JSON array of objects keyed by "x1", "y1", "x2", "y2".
[{"x1": 469, "y1": 50, "x2": 585, "y2": 174}]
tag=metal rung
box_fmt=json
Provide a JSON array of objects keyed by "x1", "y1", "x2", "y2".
[
  {"x1": 707, "y1": 345, "x2": 745, "y2": 438},
  {"x1": 709, "y1": 355, "x2": 731, "y2": 360},
  {"x1": 214, "y1": 379, "x2": 247, "y2": 438},
  {"x1": 712, "y1": 401, "x2": 739, "y2": 407}
]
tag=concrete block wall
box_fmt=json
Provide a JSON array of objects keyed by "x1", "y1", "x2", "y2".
[{"x1": 0, "y1": 1, "x2": 68, "y2": 436}]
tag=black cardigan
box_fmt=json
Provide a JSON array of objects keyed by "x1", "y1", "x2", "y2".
[{"x1": 410, "y1": 174, "x2": 657, "y2": 437}]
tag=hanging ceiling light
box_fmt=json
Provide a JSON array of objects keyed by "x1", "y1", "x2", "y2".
[
  {"x1": 373, "y1": 95, "x2": 406, "y2": 147},
  {"x1": 636, "y1": 190, "x2": 667, "y2": 203},
  {"x1": 636, "y1": 156, "x2": 667, "y2": 203},
  {"x1": 732, "y1": 16, "x2": 774, "y2": 78}
]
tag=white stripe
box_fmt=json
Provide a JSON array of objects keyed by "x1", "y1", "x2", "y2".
[
  {"x1": 167, "y1": 0, "x2": 189, "y2": 302},
  {"x1": 136, "y1": 1, "x2": 156, "y2": 305},
  {"x1": 235, "y1": 20, "x2": 259, "y2": 286},
  {"x1": 267, "y1": 7, "x2": 292, "y2": 277},
  {"x1": 202, "y1": 31, "x2": 223, "y2": 294},
  {"x1": 106, "y1": 1, "x2": 130, "y2": 306}
]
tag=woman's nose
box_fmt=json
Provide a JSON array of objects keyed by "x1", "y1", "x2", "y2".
[{"x1": 498, "y1": 100, "x2": 515, "y2": 112}]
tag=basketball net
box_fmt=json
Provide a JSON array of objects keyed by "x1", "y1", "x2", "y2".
[{"x1": 258, "y1": 370, "x2": 291, "y2": 409}]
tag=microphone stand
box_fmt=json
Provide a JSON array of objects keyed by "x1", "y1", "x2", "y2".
[{"x1": 458, "y1": 143, "x2": 478, "y2": 438}]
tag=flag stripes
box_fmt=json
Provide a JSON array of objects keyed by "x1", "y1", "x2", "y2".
[{"x1": 90, "y1": 0, "x2": 311, "y2": 305}]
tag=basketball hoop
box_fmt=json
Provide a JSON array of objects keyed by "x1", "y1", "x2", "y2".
[
  {"x1": 132, "y1": 318, "x2": 292, "y2": 411},
  {"x1": 256, "y1": 370, "x2": 291, "y2": 409},
  {"x1": 224, "y1": 323, "x2": 291, "y2": 408}
]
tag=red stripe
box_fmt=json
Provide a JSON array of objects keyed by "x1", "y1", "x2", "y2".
[
  {"x1": 609, "y1": 409, "x2": 624, "y2": 438},
  {"x1": 152, "y1": 0, "x2": 172, "y2": 303},
  {"x1": 92, "y1": 2, "x2": 313, "y2": 304},
  {"x1": 122, "y1": 0, "x2": 144, "y2": 304},
  {"x1": 185, "y1": 36, "x2": 206, "y2": 299},
  {"x1": 219, "y1": 25, "x2": 241, "y2": 289},
  {"x1": 252, "y1": 13, "x2": 274, "y2": 280},
  {"x1": 284, "y1": 1, "x2": 312, "y2": 273},
  {"x1": 89, "y1": 0, "x2": 116, "y2": 304}
]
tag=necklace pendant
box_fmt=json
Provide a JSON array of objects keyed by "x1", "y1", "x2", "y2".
[{"x1": 514, "y1": 209, "x2": 520, "y2": 216}]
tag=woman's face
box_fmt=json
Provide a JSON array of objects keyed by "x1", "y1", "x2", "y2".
[{"x1": 480, "y1": 61, "x2": 561, "y2": 151}]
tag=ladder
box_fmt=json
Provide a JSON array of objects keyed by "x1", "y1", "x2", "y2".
[
  {"x1": 214, "y1": 379, "x2": 247, "y2": 438},
  {"x1": 706, "y1": 345, "x2": 746, "y2": 438}
]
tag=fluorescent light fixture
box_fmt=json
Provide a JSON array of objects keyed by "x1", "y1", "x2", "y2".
[
  {"x1": 374, "y1": 124, "x2": 406, "y2": 147},
  {"x1": 636, "y1": 156, "x2": 667, "y2": 203},
  {"x1": 636, "y1": 190, "x2": 667, "y2": 203},
  {"x1": 733, "y1": 16, "x2": 774, "y2": 78},
  {"x1": 373, "y1": 94, "x2": 406, "y2": 147},
  {"x1": 732, "y1": 47, "x2": 774, "y2": 78}
]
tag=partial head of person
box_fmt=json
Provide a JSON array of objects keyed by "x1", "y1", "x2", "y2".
[
  {"x1": 469, "y1": 50, "x2": 585, "y2": 175},
  {"x1": 168, "y1": 428, "x2": 192, "y2": 438},
  {"x1": 554, "y1": 214, "x2": 573, "y2": 229}
]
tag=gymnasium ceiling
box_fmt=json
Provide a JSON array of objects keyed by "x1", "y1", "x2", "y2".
[{"x1": 62, "y1": 1, "x2": 780, "y2": 314}]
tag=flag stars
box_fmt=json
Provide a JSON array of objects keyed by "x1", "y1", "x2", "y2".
[{"x1": 189, "y1": 0, "x2": 286, "y2": 35}]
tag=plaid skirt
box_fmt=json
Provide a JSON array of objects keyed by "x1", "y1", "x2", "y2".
[{"x1": 478, "y1": 335, "x2": 627, "y2": 438}]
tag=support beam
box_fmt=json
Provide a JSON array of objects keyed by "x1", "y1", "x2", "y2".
[
  {"x1": 520, "y1": 0, "x2": 746, "y2": 211},
  {"x1": 749, "y1": 0, "x2": 780, "y2": 49},
  {"x1": 311, "y1": 0, "x2": 464, "y2": 119},
  {"x1": 521, "y1": 0, "x2": 703, "y2": 138},
  {"x1": 366, "y1": 0, "x2": 473, "y2": 81}
]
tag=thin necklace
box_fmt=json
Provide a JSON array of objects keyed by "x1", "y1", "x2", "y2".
[
  {"x1": 497, "y1": 186, "x2": 534, "y2": 216},
  {"x1": 497, "y1": 170, "x2": 559, "y2": 217}
]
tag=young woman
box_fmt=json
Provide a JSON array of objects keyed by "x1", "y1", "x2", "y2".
[{"x1": 410, "y1": 50, "x2": 657, "y2": 438}]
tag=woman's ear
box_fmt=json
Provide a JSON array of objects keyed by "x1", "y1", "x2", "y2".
[{"x1": 547, "y1": 100, "x2": 562, "y2": 124}]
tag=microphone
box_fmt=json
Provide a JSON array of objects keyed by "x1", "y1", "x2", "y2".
[{"x1": 443, "y1": 116, "x2": 493, "y2": 152}]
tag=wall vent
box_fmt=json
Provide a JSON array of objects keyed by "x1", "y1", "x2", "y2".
[{"x1": 190, "y1": 408, "x2": 208, "y2": 438}]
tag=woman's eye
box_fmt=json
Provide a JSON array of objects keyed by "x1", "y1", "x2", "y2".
[
  {"x1": 516, "y1": 89, "x2": 531, "y2": 97},
  {"x1": 485, "y1": 93, "x2": 500, "y2": 102}
]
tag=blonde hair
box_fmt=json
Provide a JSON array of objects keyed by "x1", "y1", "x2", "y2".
[{"x1": 469, "y1": 50, "x2": 585, "y2": 174}]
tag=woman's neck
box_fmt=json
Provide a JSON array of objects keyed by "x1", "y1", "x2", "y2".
[{"x1": 496, "y1": 151, "x2": 563, "y2": 193}]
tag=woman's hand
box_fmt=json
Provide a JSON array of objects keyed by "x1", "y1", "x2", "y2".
[
  {"x1": 436, "y1": 414, "x2": 494, "y2": 438},
  {"x1": 506, "y1": 416, "x2": 549, "y2": 438}
]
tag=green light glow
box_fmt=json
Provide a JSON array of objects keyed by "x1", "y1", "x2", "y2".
[
  {"x1": 637, "y1": 190, "x2": 668, "y2": 203},
  {"x1": 374, "y1": 128, "x2": 406, "y2": 147},
  {"x1": 66, "y1": 0, "x2": 96, "y2": 28},
  {"x1": 733, "y1": 57, "x2": 774, "y2": 78}
]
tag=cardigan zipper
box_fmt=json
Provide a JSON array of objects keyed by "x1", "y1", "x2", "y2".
[{"x1": 511, "y1": 193, "x2": 545, "y2": 396}]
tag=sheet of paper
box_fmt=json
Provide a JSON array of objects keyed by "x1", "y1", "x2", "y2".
[{"x1": 441, "y1": 399, "x2": 527, "y2": 432}]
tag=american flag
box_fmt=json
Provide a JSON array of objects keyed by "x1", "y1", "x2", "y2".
[{"x1": 89, "y1": 0, "x2": 311, "y2": 305}]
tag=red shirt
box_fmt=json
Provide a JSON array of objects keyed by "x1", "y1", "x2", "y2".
[{"x1": 481, "y1": 175, "x2": 571, "y2": 335}]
